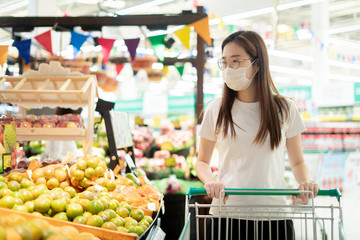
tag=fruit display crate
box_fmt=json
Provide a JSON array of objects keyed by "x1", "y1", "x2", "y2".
[
  {"x1": 0, "y1": 207, "x2": 138, "y2": 240},
  {"x1": 0, "y1": 61, "x2": 98, "y2": 149}
]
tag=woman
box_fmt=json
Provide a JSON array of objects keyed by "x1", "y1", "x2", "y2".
[{"x1": 195, "y1": 30, "x2": 319, "y2": 239}]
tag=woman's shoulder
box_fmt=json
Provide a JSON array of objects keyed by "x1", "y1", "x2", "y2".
[
  {"x1": 205, "y1": 97, "x2": 222, "y2": 110},
  {"x1": 275, "y1": 95, "x2": 296, "y2": 110}
]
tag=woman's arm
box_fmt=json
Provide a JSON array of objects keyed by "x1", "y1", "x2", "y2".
[
  {"x1": 195, "y1": 137, "x2": 228, "y2": 203},
  {"x1": 286, "y1": 134, "x2": 319, "y2": 201}
]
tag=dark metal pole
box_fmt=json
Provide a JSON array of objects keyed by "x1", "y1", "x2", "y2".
[{"x1": 195, "y1": 6, "x2": 205, "y2": 124}]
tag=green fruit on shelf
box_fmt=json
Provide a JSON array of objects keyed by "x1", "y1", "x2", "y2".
[
  {"x1": 34, "y1": 198, "x2": 51, "y2": 213},
  {"x1": 0, "y1": 195, "x2": 15, "y2": 208},
  {"x1": 53, "y1": 212, "x2": 68, "y2": 221},
  {"x1": 13, "y1": 205, "x2": 29, "y2": 212},
  {"x1": 110, "y1": 217, "x2": 125, "y2": 227},
  {"x1": 24, "y1": 200, "x2": 35, "y2": 212},
  {"x1": 87, "y1": 200, "x2": 104, "y2": 215},
  {"x1": 51, "y1": 199, "x2": 67, "y2": 213},
  {"x1": 66, "y1": 203, "x2": 83, "y2": 220},
  {"x1": 87, "y1": 215, "x2": 104, "y2": 227},
  {"x1": 73, "y1": 216, "x2": 88, "y2": 225},
  {"x1": 101, "y1": 221, "x2": 117, "y2": 230},
  {"x1": 125, "y1": 173, "x2": 140, "y2": 186}
]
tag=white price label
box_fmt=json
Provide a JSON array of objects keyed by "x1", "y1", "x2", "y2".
[
  {"x1": 109, "y1": 169, "x2": 115, "y2": 180},
  {"x1": 93, "y1": 184, "x2": 103, "y2": 196},
  {"x1": 65, "y1": 164, "x2": 71, "y2": 176},
  {"x1": 147, "y1": 202, "x2": 156, "y2": 211}
]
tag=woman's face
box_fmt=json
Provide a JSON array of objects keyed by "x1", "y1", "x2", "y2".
[{"x1": 222, "y1": 41, "x2": 256, "y2": 79}]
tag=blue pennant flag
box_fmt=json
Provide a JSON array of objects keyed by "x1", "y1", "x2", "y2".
[
  {"x1": 13, "y1": 39, "x2": 31, "y2": 64},
  {"x1": 70, "y1": 31, "x2": 89, "y2": 58}
]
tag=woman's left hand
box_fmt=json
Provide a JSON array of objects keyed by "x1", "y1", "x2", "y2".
[{"x1": 298, "y1": 180, "x2": 319, "y2": 202}]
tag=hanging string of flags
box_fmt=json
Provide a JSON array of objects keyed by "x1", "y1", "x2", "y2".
[{"x1": 0, "y1": 16, "x2": 211, "y2": 72}]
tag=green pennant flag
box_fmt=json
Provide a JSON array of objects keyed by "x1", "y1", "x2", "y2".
[
  {"x1": 229, "y1": 24, "x2": 235, "y2": 34},
  {"x1": 176, "y1": 65, "x2": 185, "y2": 77},
  {"x1": 148, "y1": 34, "x2": 166, "y2": 61}
]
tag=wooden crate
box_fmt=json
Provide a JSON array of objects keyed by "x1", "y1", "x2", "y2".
[{"x1": 0, "y1": 207, "x2": 137, "y2": 240}]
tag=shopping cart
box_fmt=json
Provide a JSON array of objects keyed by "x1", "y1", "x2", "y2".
[{"x1": 180, "y1": 187, "x2": 345, "y2": 240}]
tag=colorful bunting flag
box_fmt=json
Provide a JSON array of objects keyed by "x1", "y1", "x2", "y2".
[
  {"x1": 97, "y1": 37, "x2": 116, "y2": 64},
  {"x1": 124, "y1": 38, "x2": 140, "y2": 62},
  {"x1": 34, "y1": 30, "x2": 53, "y2": 55},
  {"x1": 148, "y1": 34, "x2": 166, "y2": 61},
  {"x1": 175, "y1": 65, "x2": 185, "y2": 77},
  {"x1": 174, "y1": 26, "x2": 191, "y2": 50},
  {"x1": 116, "y1": 63, "x2": 124, "y2": 75},
  {"x1": 163, "y1": 65, "x2": 169, "y2": 75},
  {"x1": 0, "y1": 45, "x2": 9, "y2": 67},
  {"x1": 192, "y1": 17, "x2": 212, "y2": 45},
  {"x1": 70, "y1": 31, "x2": 89, "y2": 58},
  {"x1": 13, "y1": 39, "x2": 32, "y2": 64}
]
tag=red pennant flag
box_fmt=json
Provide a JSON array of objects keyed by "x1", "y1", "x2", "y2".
[
  {"x1": 115, "y1": 63, "x2": 124, "y2": 75},
  {"x1": 34, "y1": 30, "x2": 53, "y2": 55},
  {"x1": 97, "y1": 37, "x2": 116, "y2": 64}
]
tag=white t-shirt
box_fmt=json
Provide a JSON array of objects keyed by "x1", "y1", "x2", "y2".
[{"x1": 198, "y1": 97, "x2": 306, "y2": 215}]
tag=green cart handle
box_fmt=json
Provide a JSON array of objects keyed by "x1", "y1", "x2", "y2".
[{"x1": 186, "y1": 187, "x2": 342, "y2": 200}]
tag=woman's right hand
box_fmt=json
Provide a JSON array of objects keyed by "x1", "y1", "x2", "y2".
[{"x1": 204, "y1": 181, "x2": 228, "y2": 204}]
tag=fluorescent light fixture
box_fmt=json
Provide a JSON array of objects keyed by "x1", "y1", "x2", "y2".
[
  {"x1": 296, "y1": 29, "x2": 313, "y2": 40},
  {"x1": 297, "y1": 79, "x2": 313, "y2": 85},
  {"x1": 328, "y1": 37, "x2": 360, "y2": 50},
  {"x1": 222, "y1": 0, "x2": 325, "y2": 22},
  {"x1": 270, "y1": 65, "x2": 314, "y2": 77},
  {"x1": 268, "y1": 49, "x2": 314, "y2": 62},
  {"x1": 116, "y1": 0, "x2": 175, "y2": 15},
  {"x1": 329, "y1": 73, "x2": 360, "y2": 82},
  {"x1": 328, "y1": 60, "x2": 360, "y2": 71},
  {"x1": 329, "y1": 24, "x2": 360, "y2": 35},
  {"x1": 0, "y1": 0, "x2": 29, "y2": 14}
]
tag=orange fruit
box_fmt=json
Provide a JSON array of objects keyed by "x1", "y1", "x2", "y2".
[
  {"x1": 59, "y1": 226, "x2": 78, "y2": 238},
  {"x1": 59, "y1": 181, "x2": 69, "y2": 189},
  {"x1": 109, "y1": 199, "x2": 119, "y2": 210},
  {"x1": 142, "y1": 216, "x2": 154, "y2": 225},
  {"x1": 53, "y1": 212, "x2": 68, "y2": 221},
  {"x1": 69, "y1": 164, "x2": 77, "y2": 176},
  {"x1": 95, "y1": 178, "x2": 107, "y2": 187},
  {"x1": 63, "y1": 187, "x2": 76, "y2": 198},
  {"x1": 73, "y1": 170, "x2": 85, "y2": 180},
  {"x1": 87, "y1": 200, "x2": 104, "y2": 214},
  {"x1": 104, "y1": 209, "x2": 117, "y2": 219},
  {"x1": 12, "y1": 224, "x2": 34, "y2": 240},
  {"x1": 116, "y1": 207, "x2": 130, "y2": 218},
  {"x1": 49, "y1": 191, "x2": 60, "y2": 201},
  {"x1": 47, "y1": 178, "x2": 60, "y2": 190},
  {"x1": 24, "y1": 200, "x2": 35, "y2": 212},
  {"x1": 44, "y1": 167, "x2": 54, "y2": 179},
  {"x1": 127, "y1": 225, "x2": 144, "y2": 236},
  {"x1": 51, "y1": 199, "x2": 66, "y2": 213},
  {"x1": 73, "y1": 216, "x2": 87, "y2": 224},
  {"x1": 86, "y1": 215, "x2": 104, "y2": 227},
  {"x1": 34, "y1": 197, "x2": 51, "y2": 213},
  {"x1": 79, "y1": 199, "x2": 90, "y2": 211},
  {"x1": 0, "y1": 188, "x2": 12, "y2": 197},
  {"x1": 101, "y1": 222, "x2": 117, "y2": 230},
  {"x1": 110, "y1": 217, "x2": 125, "y2": 227},
  {"x1": 98, "y1": 198, "x2": 109, "y2": 209},
  {"x1": 13, "y1": 198, "x2": 23, "y2": 205},
  {"x1": 76, "y1": 159, "x2": 87, "y2": 170},
  {"x1": 87, "y1": 157, "x2": 98, "y2": 168},
  {"x1": 11, "y1": 192, "x2": 24, "y2": 202},
  {"x1": 105, "y1": 180, "x2": 116, "y2": 191},
  {"x1": 20, "y1": 180, "x2": 33, "y2": 189},
  {"x1": 84, "y1": 168, "x2": 95, "y2": 179},
  {"x1": 94, "y1": 166, "x2": 105, "y2": 177},
  {"x1": 79, "y1": 191, "x2": 94, "y2": 201},
  {"x1": 0, "y1": 182, "x2": 7, "y2": 190},
  {"x1": 117, "y1": 226, "x2": 129, "y2": 233},
  {"x1": 32, "y1": 212, "x2": 43, "y2": 217},
  {"x1": 36, "y1": 177, "x2": 47, "y2": 185},
  {"x1": 119, "y1": 201, "x2": 131, "y2": 212},
  {"x1": 24, "y1": 222, "x2": 42, "y2": 240},
  {"x1": 12, "y1": 205, "x2": 29, "y2": 212},
  {"x1": 31, "y1": 169, "x2": 44, "y2": 182},
  {"x1": 0, "y1": 195, "x2": 15, "y2": 208},
  {"x1": 7, "y1": 181, "x2": 20, "y2": 191},
  {"x1": 79, "y1": 177, "x2": 91, "y2": 189},
  {"x1": 19, "y1": 189, "x2": 33, "y2": 202},
  {"x1": 54, "y1": 169, "x2": 67, "y2": 182},
  {"x1": 5, "y1": 228, "x2": 22, "y2": 240},
  {"x1": 83, "y1": 211, "x2": 92, "y2": 220},
  {"x1": 130, "y1": 209, "x2": 145, "y2": 222},
  {"x1": 0, "y1": 226, "x2": 5, "y2": 240},
  {"x1": 98, "y1": 211, "x2": 111, "y2": 222},
  {"x1": 66, "y1": 203, "x2": 83, "y2": 220}
]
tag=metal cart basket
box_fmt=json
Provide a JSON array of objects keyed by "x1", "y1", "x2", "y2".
[{"x1": 180, "y1": 187, "x2": 345, "y2": 240}]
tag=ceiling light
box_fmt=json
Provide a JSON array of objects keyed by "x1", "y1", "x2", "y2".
[
  {"x1": 116, "y1": 0, "x2": 175, "y2": 15},
  {"x1": 268, "y1": 49, "x2": 313, "y2": 62},
  {"x1": 328, "y1": 60, "x2": 360, "y2": 71},
  {"x1": 277, "y1": 0, "x2": 325, "y2": 11},
  {"x1": 270, "y1": 65, "x2": 314, "y2": 77},
  {"x1": 328, "y1": 37, "x2": 360, "y2": 50},
  {"x1": 329, "y1": 24, "x2": 360, "y2": 34},
  {"x1": 329, "y1": 74, "x2": 360, "y2": 82},
  {"x1": 297, "y1": 79, "x2": 313, "y2": 85},
  {"x1": 0, "y1": 0, "x2": 29, "y2": 14},
  {"x1": 274, "y1": 76, "x2": 291, "y2": 84}
]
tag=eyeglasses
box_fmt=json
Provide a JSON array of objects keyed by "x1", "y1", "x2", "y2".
[{"x1": 217, "y1": 57, "x2": 253, "y2": 70}]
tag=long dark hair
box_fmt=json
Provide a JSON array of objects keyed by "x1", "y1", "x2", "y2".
[{"x1": 215, "y1": 30, "x2": 289, "y2": 150}]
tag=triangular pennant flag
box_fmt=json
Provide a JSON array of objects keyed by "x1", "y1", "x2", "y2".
[
  {"x1": 34, "y1": 30, "x2": 53, "y2": 55},
  {"x1": 0, "y1": 45, "x2": 9, "y2": 67},
  {"x1": 163, "y1": 65, "x2": 169, "y2": 75},
  {"x1": 174, "y1": 25, "x2": 191, "y2": 50},
  {"x1": 176, "y1": 65, "x2": 185, "y2": 77},
  {"x1": 192, "y1": 17, "x2": 212, "y2": 45},
  {"x1": 13, "y1": 39, "x2": 31, "y2": 64},
  {"x1": 148, "y1": 34, "x2": 166, "y2": 61},
  {"x1": 124, "y1": 38, "x2": 140, "y2": 62},
  {"x1": 97, "y1": 37, "x2": 116, "y2": 64},
  {"x1": 115, "y1": 63, "x2": 124, "y2": 75},
  {"x1": 70, "y1": 31, "x2": 89, "y2": 58}
]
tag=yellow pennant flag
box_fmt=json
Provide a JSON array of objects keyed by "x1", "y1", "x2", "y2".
[
  {"x1": 174, "y1": 25, "x2": 191, "y2": 50},
  {"x1": 0, "y1": 45, "x2": 9, "y2": 67},
  {"x1": 163, "y1": 65, "x2": 169, "y2": 75},
  {"x1": 192, "y1": 17, "x2": 212, "y2": 45}
]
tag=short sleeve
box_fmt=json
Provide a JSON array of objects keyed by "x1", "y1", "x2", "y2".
[
  {"x1": 198, "y1": 99, "x2": 219, "y2": 141},
  {"x1": 285, "y1": 99, "x2": 306, "y2": 138}
]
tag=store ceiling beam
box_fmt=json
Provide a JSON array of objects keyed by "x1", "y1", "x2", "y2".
[
  {"x1": 109, "y1": 57, "x2": 196, "y2": 65},
  {"x1": 0, "y1": 11, "x2": 207, "y2": 32}
]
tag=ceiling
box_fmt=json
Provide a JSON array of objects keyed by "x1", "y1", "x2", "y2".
[{"x1": 0, "y1": 0, "x2": 360, "y2": 88}]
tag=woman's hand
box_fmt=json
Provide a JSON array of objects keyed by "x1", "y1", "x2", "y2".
[
  {"x1": 298, "y1": 180, "x2": 319, "y2": 203},
  {"x1": 204, "y1": 181, "x2": 228, "y2": 204}
]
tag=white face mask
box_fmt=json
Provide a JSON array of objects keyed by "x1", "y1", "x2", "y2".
[{"x1": 222, "y1": 60, "x2": 257, "y2": 91}]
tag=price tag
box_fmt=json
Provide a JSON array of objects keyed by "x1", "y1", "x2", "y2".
[
  {"x1": 148, "y1": 202, "x2": 156, "y2": 211},
  {"x1": 109, "y1": 169, "x2": 115, "y2": 180},
  {"x1": 165, "y1": 157, "x2": 176, "y2": 167},
  {"x1": 27, "y1": 170, "x2": 33, "y2": 181},
  {"x1": 125, "y1": 154, "x2": 136, "y2": 171},
  {"x1": 65, "y1": 164, "x2": 71, "y2": 176},
  {"x1": 161, "y1": 142, "x2": 173, "y2": 152},
  {"x1": 172, "y1": 120, "x2": 180, "y2": 129},
  {"x1": 93, "y1": 184, "x2": 103, "y2": 197}
]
